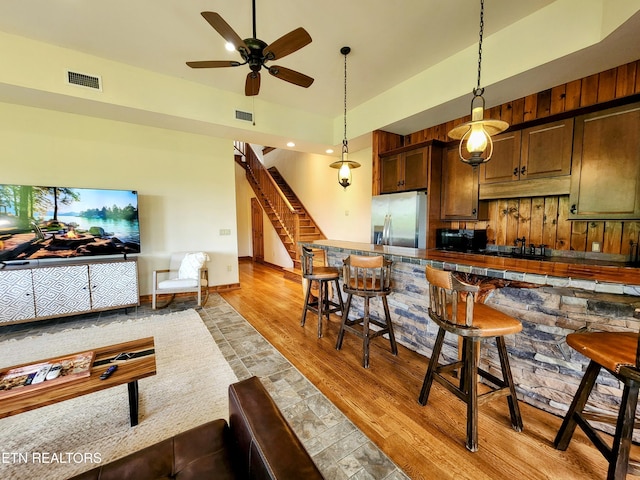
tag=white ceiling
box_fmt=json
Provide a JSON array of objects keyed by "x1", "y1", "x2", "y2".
[{"x1": 0, "y1": 1, "x2": 639, "y2": 147}]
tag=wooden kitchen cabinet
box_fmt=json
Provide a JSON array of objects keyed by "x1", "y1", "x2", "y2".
[
  {"x1": 441, "y1": 144, "x2": 485, "y2": 220},
  {"x1": 478, "y1": 130, "x2": 521, "y2": 184},
  {"x1": 480, "y1": 119, "x2": 573, "y2": 184},
  {"x1": 380, "y1": 146, "x2": 430, "y2": 193},
  {"x1": 569, "y1": 102, "x2": 640, "y2": 220}
]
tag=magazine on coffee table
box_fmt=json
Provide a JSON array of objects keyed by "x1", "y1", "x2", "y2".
[{"x1": 0, "y1": 351, "x2": 95, "y2": 399}]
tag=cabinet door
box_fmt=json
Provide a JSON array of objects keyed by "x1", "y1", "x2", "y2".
[
  {"x1": 441, "y1": 146, "x2": 480, "y2": 220},
  {"x1": 89, "y1": 261, "x2": 139, "y2": 309},
  {"x1": 521, "y1": 119, "x2": 573, "y2": 179},
  {"x1": 380, "y1": 154, "x2": 401, "y2": 193},
  {"x1": 32, "y1": 265, "x2": 91, "y2": 317},
  {"x1": 403, "y1": 147, "x2": 429, "y2": 190},
  {"x1": 479, "y1": 131, "x2": 521, "y2": 184},
  {"x1": 569, "y1": 103, "x2": 640, "y2": 219},
  {"x1": 0, "y1": 270, "x2": 35, "y2": 322}
]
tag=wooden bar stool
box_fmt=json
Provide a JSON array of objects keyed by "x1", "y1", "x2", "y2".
[
  {"x1": 554, "y1": 308, "x2": 640, "y2": 480},
  {"x1": 335, "y1": 254, "x2": 397, "y2": 368},
  {"x1": 300, "y1": 246, "x2": 344, "y2": 338},
  {"x1": 419, "y1": 265, "x2": 523, "y2": 452}
]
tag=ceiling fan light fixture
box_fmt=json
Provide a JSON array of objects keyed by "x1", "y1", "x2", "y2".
[
  {"x1": 329, "y1": 46, "x2": 360, "y2": 190},
  {"x1": 448, "y1": 0, "x2": 508, "y2": 167},
  {"x1": 186, "y1": 2, "x2": 314, "y2": 97}
]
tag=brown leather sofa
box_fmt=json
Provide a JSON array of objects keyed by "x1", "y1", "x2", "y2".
[{"x1": 69, "y1": 376, "x2": 324, "y2": 479}]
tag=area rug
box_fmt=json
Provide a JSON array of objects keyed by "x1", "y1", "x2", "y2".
[{"x1": 0, "y1": 309, "x2": 238, "y2": 480}]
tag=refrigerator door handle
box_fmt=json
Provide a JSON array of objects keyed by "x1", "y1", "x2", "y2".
[{"x1": 383, "y1": 214, "x2": 391, "y2": 245}]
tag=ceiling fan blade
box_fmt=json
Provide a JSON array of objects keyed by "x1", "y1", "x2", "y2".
[
  {"x1": 186, "y1": 60, "x2": 241, "y2": 69},
  {"x1": 268, "y1": 66, "x2": 314, "y2": 88},
  {"x1": 264, "y1": 27, "x2": 312, "y2": 61},
  {"x1": 201, "y1": 12, "x2": 248, "y2": 53},
  {"x1": 245, "y1": 72, "x2": 261, "y2": 96}
]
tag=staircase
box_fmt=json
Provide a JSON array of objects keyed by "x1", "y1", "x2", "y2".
[{"x1": 235, "y1": 142, "x2": 326, "y2": 280}]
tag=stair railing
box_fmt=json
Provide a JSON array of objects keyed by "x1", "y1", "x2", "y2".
[{"x1": 238, "y1": 142, "x2": 301, "y2": 249}]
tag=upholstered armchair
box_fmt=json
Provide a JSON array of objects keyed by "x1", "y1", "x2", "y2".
[{"x1": 151, "y1": 252, "x2": 209, "y2": 309}]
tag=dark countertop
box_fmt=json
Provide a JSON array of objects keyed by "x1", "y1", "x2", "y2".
[{"x1": 306, "y1": 239, "x2": 640, "y2": 287}]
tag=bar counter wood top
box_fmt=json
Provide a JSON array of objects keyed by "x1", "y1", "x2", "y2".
[{"x1": 306, "y1": 239, "x2": 640, "y2": 287}]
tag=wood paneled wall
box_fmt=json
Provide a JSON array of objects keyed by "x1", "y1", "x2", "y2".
[{"x1": 373, "y1": 59, "x2": 640, "y2": 256}]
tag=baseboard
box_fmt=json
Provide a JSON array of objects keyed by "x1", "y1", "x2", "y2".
[{"x1": 140, "y1": 283, "x2": 240, "y2": 304}]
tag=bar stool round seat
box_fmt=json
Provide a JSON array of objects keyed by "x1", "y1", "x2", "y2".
[
  {"x1": 419, "y1": 265, "x2": 523, "y2": 452},
  {"x1": 554, "y1": 315, "x2": 640, "y2": 480},
  {"x1": 300, "y1": 247, "x2": 344, "y2": 338},
  {"x1": 335, "y1": 254, "x2": 398, "y2": 368}
]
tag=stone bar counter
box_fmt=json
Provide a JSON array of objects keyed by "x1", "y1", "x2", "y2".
[{"x1": 303, "y1": 239, "x2": 640, "y2": 424}]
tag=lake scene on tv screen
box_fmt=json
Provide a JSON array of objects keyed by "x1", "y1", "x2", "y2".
[{"x1": 0, "y1": 184, "x2": 140, "y2": 262}]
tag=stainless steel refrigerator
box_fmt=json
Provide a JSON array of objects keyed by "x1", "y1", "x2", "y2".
[{"x1": 371, "y1": 191, "x2": 427, "y2": 248}]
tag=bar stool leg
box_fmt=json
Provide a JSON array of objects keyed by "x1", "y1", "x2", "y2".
[
  {"x1": 496, "y1": 336, "x2": 523, "y2": 431},
  {"x1": 465, "y1": 338, "x2": 480, "y2": 452},
  {"x1": 609, "y1": 382, "x2": 639, "y2": 480},
  {"x1": 554, "y1": 360, "x2": 601, "y2": 450},
  {"x1": 317, "y1": 279, "x2": 325, "y2": 338},
  {"x1": 419, "y1": 328, "x2": 446, "y2": 405},
  {"x1": 381, "y1": 295, "x2": 398, "y2": 355},
  {"x1": 332, "y1": 278, "x2": 345, "y2": 319},
  {"x1": 336, "y1": 294, "x2": 352, "y2": 350},
  {"x1": 363, "y1": 297, "x2": 371, "y2": 368},
  {"x1": 300, "y1": 279, "x2": 313, "y2": 327}
]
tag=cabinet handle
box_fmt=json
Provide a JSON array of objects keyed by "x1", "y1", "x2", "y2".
[
  {"x1": 472, "y1": 208, "x2": 477, "y2": 215},
  {"x1": 570, "y1": 204, "x2": 577, "y2": 214},
  {"x1": 520, "y1": 166, "x2": 526, "y2": 176},
  {"x1": 513, "y1": 167, "x2": 519, "y2": 177}
]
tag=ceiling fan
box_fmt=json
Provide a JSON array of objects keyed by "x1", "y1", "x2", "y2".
[{"x1": 186, "y1": 0, "x2": 314, "y2": 96}]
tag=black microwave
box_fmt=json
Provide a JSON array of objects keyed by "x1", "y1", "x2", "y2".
[{"x1": 436, "y1": 229, "x2": 487, "y2": 252}]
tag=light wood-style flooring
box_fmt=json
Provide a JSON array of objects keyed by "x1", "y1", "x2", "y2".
[{"x1": 221, "y1": 260, "x2": 634, "y2": 480}]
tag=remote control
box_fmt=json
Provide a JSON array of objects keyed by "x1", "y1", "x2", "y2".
[
  {"x1": 32, "y1": 365, "x2": 52, "y2": 384},
  {"x1": 45, "y1": 364, "x2": 62, "y2": 381},
  {"x1": 24, "y1": 372, "x2": 36, "y2": 386},
  {"x1": 100, "y1": 365, "x2": 117, "y2": 380}
]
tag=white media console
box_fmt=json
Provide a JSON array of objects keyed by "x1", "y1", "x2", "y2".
[{"x1": 0, "y1": 258, "x2": 139, "y2": 325}]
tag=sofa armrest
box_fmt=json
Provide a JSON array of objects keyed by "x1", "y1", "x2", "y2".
[{"x1": 229, "y1": 376, "x2": 323, "y2": 479}]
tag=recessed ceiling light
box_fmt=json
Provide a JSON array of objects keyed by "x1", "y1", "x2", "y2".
[
  {"x1": 225, "y1": 42, "x2": 235, "y2": 52},
  {"x1": 325, "y1": 149, "x2": 334, "y2": 154},
  {"x1": 286, "y1": 142, "x2": 295, "y2": 147}
]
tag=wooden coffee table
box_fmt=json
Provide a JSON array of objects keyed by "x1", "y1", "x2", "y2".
[{"x1": 0, "y1": 337, "x2": 156, "y2": 426}]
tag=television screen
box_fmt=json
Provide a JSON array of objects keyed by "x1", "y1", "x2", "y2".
[{"x1": 0, "y1": 184, "x2": 140, "y2": 262}]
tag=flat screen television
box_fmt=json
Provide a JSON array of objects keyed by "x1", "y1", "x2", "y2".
[{"x1": 0, "y1": 184, "x2": 140, "y2": 263}]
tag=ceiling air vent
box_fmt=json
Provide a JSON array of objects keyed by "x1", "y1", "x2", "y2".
[
  {"x1": 235, "y1": 110, "x2": 253, "y2": 122},
  {"x1": 66, "y1": 70, "x2": 102, "y2": 91}
]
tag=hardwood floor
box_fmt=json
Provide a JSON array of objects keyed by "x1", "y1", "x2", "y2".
[{"x1": 221, "y1": 260, "x2": 630, "y2": 480}]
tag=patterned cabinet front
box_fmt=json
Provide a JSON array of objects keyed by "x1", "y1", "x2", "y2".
[
  {"x1": 89, "y1": 261, "x2": 139, "y2": 310},
  {"x1": 0, "y1": 269, "x2": 36, "y2": 323},
  {"x1": 32, "y1": 265, "x2": 91, "y2": 318}
]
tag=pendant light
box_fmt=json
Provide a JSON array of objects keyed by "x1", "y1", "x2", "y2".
[
  {"x1": 330, "y1": 46, "x2": 360, "y2": 189},
  {"x1": 447, "y1": 0, "x2": 508, "y2": 167}
]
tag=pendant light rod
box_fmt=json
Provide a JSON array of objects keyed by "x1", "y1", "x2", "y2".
[
  {"x1": 330, "y1": 46, "x2": 360, "y2": 189},
  {"x1": 447, "y1": 0, "x2": 508, "y2": 167}
]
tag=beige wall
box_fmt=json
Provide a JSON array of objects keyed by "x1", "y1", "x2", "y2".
[{"x1": 0, "y1": 101, "x2": 239, "y2": 295}]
